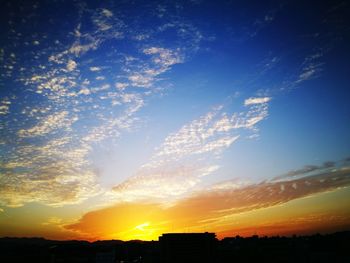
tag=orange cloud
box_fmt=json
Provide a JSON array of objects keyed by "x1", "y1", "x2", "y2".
[{"x1": 66, "y1": 166, "x2": 350, "y2": 240}]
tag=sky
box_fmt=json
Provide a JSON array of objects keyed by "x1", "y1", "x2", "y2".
[{"x1": 0, "y1": 0, "x2": 350, "y2": 241}]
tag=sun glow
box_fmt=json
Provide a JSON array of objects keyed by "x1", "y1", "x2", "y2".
[
  {"x1": 135, "y1": 222, "x2": 150, "y2": 231},
  {"x1": 116, "y1": 222, "x2": 162, "y2": 241}
]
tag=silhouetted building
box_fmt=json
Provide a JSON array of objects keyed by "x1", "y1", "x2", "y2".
[{"x1": 159, "y1": 232, "x2": 217, "y2": 263}]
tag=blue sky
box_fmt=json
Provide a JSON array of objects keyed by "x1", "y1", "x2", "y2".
[{"x1": 0, "y1": 0, "x2": 350, "y2": 240}]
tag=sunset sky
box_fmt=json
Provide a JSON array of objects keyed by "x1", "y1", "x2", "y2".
[{"x1": 1, "y1": 0, "x2": 350, "y2": 241}]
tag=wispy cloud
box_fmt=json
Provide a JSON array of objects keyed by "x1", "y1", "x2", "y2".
[
  {"x1": 272, "y1": 161, "x2": 336, "y2": 181},
  {"x1": 178, "y1": 165, "x2": 350, "y2": 217},
  {"x1": 296, "y1": 53, "x2": 324, "y2": 84},
  {"x1": 66, "y1": 59, "x2": 77, "y2": 71},
  {"x1": 18, "y1": 111, "x2": 76, "y2": 138},
  {"x1": 0, "y1": 98, "x2": 11, "y2": 115},
  {"x1": 110, "y1": 97, "x2": 271, "y2": 202},
  {"x1": 244, "y1": 97, "x2": 271, "y2": 106},
  {"x1": 126, "y1": 47, "x2": 183, "y2": 88},
  {"x1": 90, "y1": 66, "x2": 101, "y2": 72},
  {"x1": 41, "y1": 217, "x2": 63, "y2": 226},
  {"x1": 67, "y1": 160, "x2": 350, "y2": 239},
  {"x1": 101, "y1": 8, "x2": 113, "y2": 18}
]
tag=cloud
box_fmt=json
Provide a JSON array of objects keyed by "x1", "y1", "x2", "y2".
[
  {"x1": 0, "y1": 168, "x2": 99, "y2": 208},
  {"x1": 101, "y1": 9, "x2": 113, "y2": 17},
  {"x1": 143, "y1": 47, "x2": 182, "y2": 68},
  {"x1": 244, "y1": 97, "x2": 271, "y2": 106},
  {"x1": 69, "y1": 40, "x2": 101, "y2": 56},
  {"x1": 110, "y1": 97, "x2": 270, "y2": 203},
  {"x1": 0, "y1": 133, "x2": 100, "y2": 207},
  {"x1": 125, "y1": 47, "x2": 183, "y2": 88},
  {"x1": 78, "y1": 87, "x2": 91, "y2": 95},
  {"x1": 90, "y1": 66, "x2": 101, "y2": 72},
  {"x1": 0, "y1": 98, "x2": 11, "y2": 115},
  {"x1": 178, "y1": 166, "x2": 350, "y2": 216},
  {"x1": 152, "y1": 98, "x2": 269, "y2": 162},
  {"x1": 115, "y1": 82, "x2": 128, "y2": 90},
  {"x1": 294, "y1": 51, "x2": 324, "y2": 85},
  {"x1": 92, "y1": 8, "x2": 123, "y2": 36},
  {"x1": 66, "y1": 59, "x2": 77, "y2": 71},
  {"x1": 273, "y1": 161, "x2": 338, "y2": 181},
  {"x1": 112, "y1": 164, "x2": 220, "y2": 202},
  {"x1": 298, "y1": 68, "x2": 316, "y2": 82},
  {"x1": 0, "y1": 0, "x2": 208, "y2": 210},
  {"x1": 42, "y1": 217, "x2": 63, "y2": 226},
  {"x1": 66, "y1": 163, "x2": 350, "y2": 240},
  {"x1": 128, "y1": 73, "x2": 154, "y2": 88},
  {"x1": 17, "y1": 111, "x2": 76, "y2": 138}
]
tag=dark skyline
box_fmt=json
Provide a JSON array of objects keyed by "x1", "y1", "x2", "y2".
[{"x1": 1, "y1": 231, "x2": 349, "y2": 262}]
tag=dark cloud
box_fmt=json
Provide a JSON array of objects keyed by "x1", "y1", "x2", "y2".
[
  {"x1": 323, "y1": 161, "x2": 336, "y2": 168},
  {"x1": 272, "y1": 160, "x2": 340, "y2": 181},
  {"x1": 285, "y1": 165, "x2": 319, "y2": 177}
]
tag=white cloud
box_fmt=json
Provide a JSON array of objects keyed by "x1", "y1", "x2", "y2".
[
  {"x1": 66, "y1": 59, "x2": 77, "y2": 71},
  {"x1": 115, "y1": 82, "x2": 128, "y2": 90},
  {"x1": 143, "y1": 47, "x2": 182, "y2": 69},
  {"x1": 90, "y1": 66, "x2": 101, "y2": 72},
  {"x1": 0, "y1": 133, "x2": 101, "y2": 207},
  {"x1": 128, "y1": 73, "x2": 153, "y2": 87},
  {"x1": 78, "y1": 88, "x2": 91, "y2": 95},
  {"x1": 18, "y1": 111, "x2": 76, "y2": 138},
  {"x1": 112, "y1": 164, "x2": 220, "y2": 202},
  {"x1": 101, "y1": 8, "x2": 113, "y2": 17},
  {"x1": 244, "y1": 97, "x2": 271, "y2": 106},
  {"x1": 69, "y1": 40, "x2": 100, "y2": 56},
  {"x1": 297, "y1": 67, "x2": 318, "y2": 83},
  {"x1": 124, "y1": 47, "x2": 183, "y2": 88},
  {"x1": 295, "y1": 52, "x2": 324, "y2": 85},
  {"x1": 0, "y1": 98, "x2": 11, "y2": 115},
  {"x1": 111, "y1": 97, "x2": 271, "y2": 203}
]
